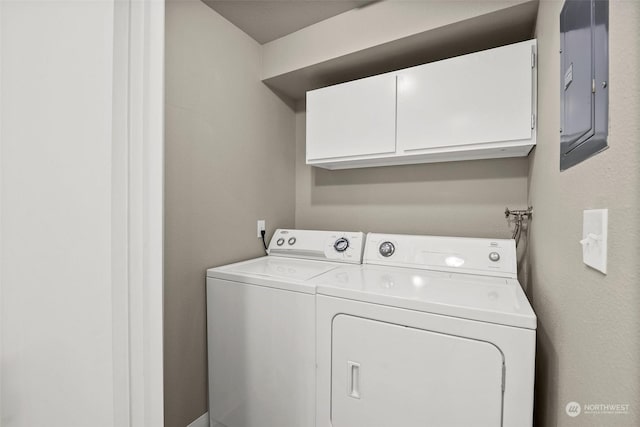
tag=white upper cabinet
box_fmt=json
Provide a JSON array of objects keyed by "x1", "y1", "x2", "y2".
[
  {"x1": 306, "y1": 40, "x2": 537, "y2": 170},
  {"x1": 397, "y1": 40, "x2": 535, "y2": 154},
  {"x1": 306, "y1": 73, "x2": 397, "y2": 162}
]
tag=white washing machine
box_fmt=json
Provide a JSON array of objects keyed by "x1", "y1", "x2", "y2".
[
  {"x1": 206, "y1": 229, "x2": 365, "y2": 427},
  {"x1": 313, "y1": 233, "x2": 537, "y2": 427}
]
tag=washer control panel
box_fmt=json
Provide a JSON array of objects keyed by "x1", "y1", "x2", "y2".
[
  {"x1": 364, "y1": 233, "x2": 517, "y2": 278},
  {"x1": 268, "y1": 229, "x2": 365, "y2": 264}
]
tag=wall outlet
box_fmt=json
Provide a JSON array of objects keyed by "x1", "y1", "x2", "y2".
[{"x1": 257, "y1": 220, "x2": 265, "y2": 238}]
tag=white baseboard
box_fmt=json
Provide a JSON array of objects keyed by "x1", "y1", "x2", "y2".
[{"x1": 186, "y1": 412, "x2": 209, "y2": 427}]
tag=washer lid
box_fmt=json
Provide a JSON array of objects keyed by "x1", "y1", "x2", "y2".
[
  {"x1": 207, "y1": 256, "x2": 341, "y2": 294},
  {"x1": 313, "y1": 265, "x2": 536, "y2": 329}
]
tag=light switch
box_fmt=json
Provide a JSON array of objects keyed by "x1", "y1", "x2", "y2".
[{"x1": 580, "y1": 209, "x2": 607, "y2": 274}]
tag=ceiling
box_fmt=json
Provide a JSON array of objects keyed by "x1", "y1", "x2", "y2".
[{"x1": 202, "y1": 0, "x2": 375, "y2": 44}]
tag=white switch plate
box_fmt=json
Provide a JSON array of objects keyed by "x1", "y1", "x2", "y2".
[
  {"x1": 257, "y1": 220, "x2": 265, "y2": 238},
  {"x1": 581, "y1": 209, "x2": 607, "y2": 274}
]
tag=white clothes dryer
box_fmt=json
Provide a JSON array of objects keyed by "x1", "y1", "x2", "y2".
[
  {"x1": 206, "y1": 229, "x2": 364, "y2": 427},
  {"x1": 313, "y1": 233, "x2": 536, "y2": 427}
]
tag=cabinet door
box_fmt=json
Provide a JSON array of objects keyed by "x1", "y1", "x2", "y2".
[
  {"x1": 306, "y1": 74, "x2": 397, "y2": 162},
  {"x1": 331, "y1": 315, "x2": 504, "y2": 427},
  {"x1": 397, "y1": 40, "x2": 534, "y2": 152}
]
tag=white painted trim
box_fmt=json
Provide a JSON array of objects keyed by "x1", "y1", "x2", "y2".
[
  {"x1": 111, "y1": 0, "x2": 132, "y2": 424},
  {"x1": 187, "y1": 412, "x2": 210, "y2": 427},
  {"x1": 128, "y1": 1, "x2": 165, "y2": 425},
  {"x1": 0, "y1": 1, "x2": 163, "y2": 424},
  {"x1": 112, "y1": 0, "x2": 165, "y2": 426},
  {"x1": 0, "y1": 1, "x2": 4, "y2": 422}
]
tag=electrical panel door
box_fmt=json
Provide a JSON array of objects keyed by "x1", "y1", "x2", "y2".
[{"x1": 560, "y1": 0, "x2": 609, "y2": 170}]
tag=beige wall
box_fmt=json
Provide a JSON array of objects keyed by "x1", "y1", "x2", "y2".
[
  {"x1": 528, "y1": 1, "x2": 640, "y2": 426},
  {"x1": 295, "y1": 109, "x2": 530, "y2": 240},
  {"x1": 166, "y1": 1, "x2": 639, "y2": 426},
  {"x1": 262, "y1": 0, "x2": 533, "y2": 79},
  {"x1": 164, "y1": 1, "x2": 296, "y2": 426}
]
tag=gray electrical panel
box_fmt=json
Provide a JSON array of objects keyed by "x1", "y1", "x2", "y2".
[{"x1": 560, "y1": 0, "x2": 608, "y2": 170}]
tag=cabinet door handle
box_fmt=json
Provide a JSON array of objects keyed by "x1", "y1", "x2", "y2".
[{"x1": 348, "y1": 361, "x2": 360, "y2": 399}]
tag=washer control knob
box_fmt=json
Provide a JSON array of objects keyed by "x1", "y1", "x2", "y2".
[
  {"x1": 288, "y1": 237, "x2": 296, "y2": 245},
  {"x1": 276, "y1": 238, "x2": 285, "y2": 246},
  {"x1": 489, "y1": 251, "x2": 500, "y2": 262},
  {"x1": 333, "y1": 237, "x2": 349, "y2": 252},
  {"x1": 379, "y1": 241, "x2": 395, "y2": 257}
]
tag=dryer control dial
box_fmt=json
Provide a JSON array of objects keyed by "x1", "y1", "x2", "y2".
[
  {"x1": 333, "y1": 237, "x2": 349, "y2": 252},
  {"x1": 379, "y1": 241, "x2": 395, "y2": 257}
]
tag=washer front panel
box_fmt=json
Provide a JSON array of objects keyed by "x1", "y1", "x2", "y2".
[{"x1": 207, "y1": 278, "x2": 315, "y2": 427}]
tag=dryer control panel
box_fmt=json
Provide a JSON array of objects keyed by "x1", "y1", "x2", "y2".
[
  {"x1": 269, "y1": 229, "x2": 365, "y2": 264},
  {"x1": 364, "y1": 233, "x2": 517, "y2": 278}
]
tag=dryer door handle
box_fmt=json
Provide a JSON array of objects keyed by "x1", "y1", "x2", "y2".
[{"x1": 348, "y1": 361, "x2": 361, "y2": 399}]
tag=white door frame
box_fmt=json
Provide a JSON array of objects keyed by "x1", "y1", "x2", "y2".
[
  {"x1": 0, "y1": 0, "x2": 164, "y2": 427},
  {"x1": 112, "y1": 1, "x2": 165, "y2": 426},
  {"x1": 0, "y1": 0, "x2": 164, "y2": 424}
]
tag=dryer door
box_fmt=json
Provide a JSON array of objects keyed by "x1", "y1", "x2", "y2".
[{"x1": 331, "y1": 314, "x2": 504, "y2": 427}]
